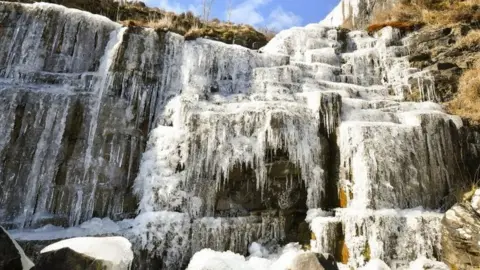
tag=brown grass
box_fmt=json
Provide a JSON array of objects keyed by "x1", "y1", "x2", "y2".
[
  {"x1": 447, "y1": 68, "x2": 480, "y2": 124},
  {"x1": 455, "y1": 30, "x2": 480, "y2": 50},
  {"x1": 368, "y1": 0, "x2": 480, "y2": 33}
]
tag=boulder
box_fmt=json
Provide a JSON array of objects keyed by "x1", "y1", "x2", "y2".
[
  {"x1": 0, "y1": 226, "x2": 34, "y2": 270},
  {"x1": 33, "y1": 247, "x2": 107, "y2": 270},
  {"x1": 35, "y1": 237, "x2": 134, "y2": 270},
  {"x1": 442, "y1": 189, "x2": 480, "y2": 269},
  {"x1": 290, "y1": 252, "x2": 324, "y2": 270}
]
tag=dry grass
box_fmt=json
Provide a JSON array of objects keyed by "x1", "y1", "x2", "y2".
[
  {"x1": 368, "y1": 0, "x2": 480, "y2": 33},
  {"x1": 447, "y1": 68, "x2": 480, "y2": 124},
  {"x1": 455, "y1": 30, "x2": 480, "y2": 50}
]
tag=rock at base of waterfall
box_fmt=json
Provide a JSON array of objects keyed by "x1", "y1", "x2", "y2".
[
  {"x1": 0, "y1": 226, "x2": 34, "y2": 270},
  {"x1": 442, "y1": 190, "x2": 480, "y2": 269},
  {"x1": 34, "y1": 248, "x2": 108, "y2": 270},
  {"x1": 316, "y1": 253, "x2": 339, "y2": 270},
  {"x1": 187, "y1": 243, "x2": 325, "y2": 270},
  {"x1": 289, "y1": 252, "x2": 324, "y2": 270},
  {"x1": 408, "y1": 257, "x2": 450, "y2": 270},
  {"x1": 39, "y1": 237, "x2": 133, "y2": 270}
]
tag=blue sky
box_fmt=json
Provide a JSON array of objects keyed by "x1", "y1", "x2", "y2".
[{"x1": 144, "y1": 0, "x2": 340, "y2": 30}]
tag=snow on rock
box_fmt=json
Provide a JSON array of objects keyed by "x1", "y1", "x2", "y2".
[
  {"x1": 408, "y1": 257, "x2": 450, "y2": 270},
  {"x1": 41, "y1": 237, "x2": 133, "y2": 270},
  {"x1": 187, "y1": 243, "x2": 323, "y2": 270}
]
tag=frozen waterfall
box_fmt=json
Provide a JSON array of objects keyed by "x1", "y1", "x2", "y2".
[{"x1": 0, "y1": 2, "x2": 469, "y2": 269}]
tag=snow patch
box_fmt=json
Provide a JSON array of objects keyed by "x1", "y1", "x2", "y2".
[{"x1": 41, "y1": 236, "x2": 133, "y2": 270}]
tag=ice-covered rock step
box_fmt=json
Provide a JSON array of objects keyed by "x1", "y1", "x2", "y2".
[
  {"x1": 385, "y1": 45, "x2": 410, "y2": 58},
  {"x1": 253, "y1": 66, "x2": 302, "y2": 84},
  {"x1": 309, "y1": 208, "x2": 443, "y2": 268},
  {"x1": 251, "y1": 81, "x2": 303, "y2": 96},
  {"x1": 10, "y1": 71, "x2": 99, "y2": 92},
  {"x1": 301, "y1": 80, "x2": 392, "y2": 100},
  {"x1": 338, "y1": 114, "x2": 463, "y2": 210},
  {"x1": 292, "y1": 62, "x2": 342, "y2": 76},
  {"x1": 260, "y1": 25, "x2": 339, "y2": 62},
  {"x1": 345, "y1": 30, "x2": 377, "y2": 51},
  {"x1": 337, "y1": 74, "x2": 382, "y2": 87},
  {"x1": 305, "y1": 48, "x2": 341, "y2": 65},
  {"x1": 191, "y1": 215, "x2": 286, "y2": 255}
]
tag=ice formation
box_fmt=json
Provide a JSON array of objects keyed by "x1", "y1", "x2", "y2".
[
  {"x1": 0, "y1": 1, "x2": 471, "y2": 269},
  {"x1": 320, "y1": 0, "x2": 361, "y2": 27},
  {"x1": 41, "y1": 236, "x2": 134, "y2": 270}
]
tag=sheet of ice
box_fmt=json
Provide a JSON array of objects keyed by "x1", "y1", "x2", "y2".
[
  {"x1": 41, "y1": 236, "x2": 133, "y2": 270},
  {"x1": 9, "y1": 218, "x2": 124, "y2": 241},
  {"x1": 320, "y1": 0, "x2": 360, "y2": 27}
]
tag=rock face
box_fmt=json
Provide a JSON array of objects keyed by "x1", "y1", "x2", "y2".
[
  {"x1": 320, "y1": 0, "x2": 397, "y2": 29},
  {"x1": 406, "y1": 23, "x2": 480, "y2": 103},
  {"x1": 442, "y1": 189, "x2": 480, "y2": 269},
  {"x1": 0, "y1": 226, "x2": 34, "y2": 270},
  {"x1": 0, "y1": 1, "x2": 479, "y2": 270}
]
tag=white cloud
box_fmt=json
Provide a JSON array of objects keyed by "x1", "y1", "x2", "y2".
[
  {"x1": 230, "y1": 0, "x2": 271, "y2": 26},
  {"x1": 266, "y1": 6, "x2": 302, "y2": 30}
]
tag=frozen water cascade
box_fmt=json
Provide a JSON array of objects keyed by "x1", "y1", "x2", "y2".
[{"x1": 0, "y1": 1, "x2": 475, "y2": 269}]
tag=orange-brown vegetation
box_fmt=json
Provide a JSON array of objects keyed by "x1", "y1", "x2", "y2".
[
  {"x1": 447, "y1": 66, "x2": 480, "y2": 124},
  {"x1": 368, "y1": 0, "x2": 480, "y2": 33},
  {"x1": 341, "y1": 241, "x2": 350, "y2": 264}
]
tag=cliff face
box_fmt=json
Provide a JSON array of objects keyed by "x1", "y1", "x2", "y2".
[
  {"x1": 1, "y1": 1, "x2": 480, "y2": 270},
  {"x1": 320, "y1": 0, "x2": 397, "y2": 29}
]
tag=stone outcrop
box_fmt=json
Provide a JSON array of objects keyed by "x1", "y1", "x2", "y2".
[
  {"x1": 442, "y1": 189, "x2": 480, "y2": 269},
  {"x1": 290, "y1": 252, "x2": 324, "y2": 270},
  {"x1": 0, "y1": 226, "x2": 34, "y2": 270},
  {"x1": 320, "y1": 0, "x2": 397, "y2": 29},
  {"x1": 406, "y1": 23, "x2": 480, "y2": 103}
]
